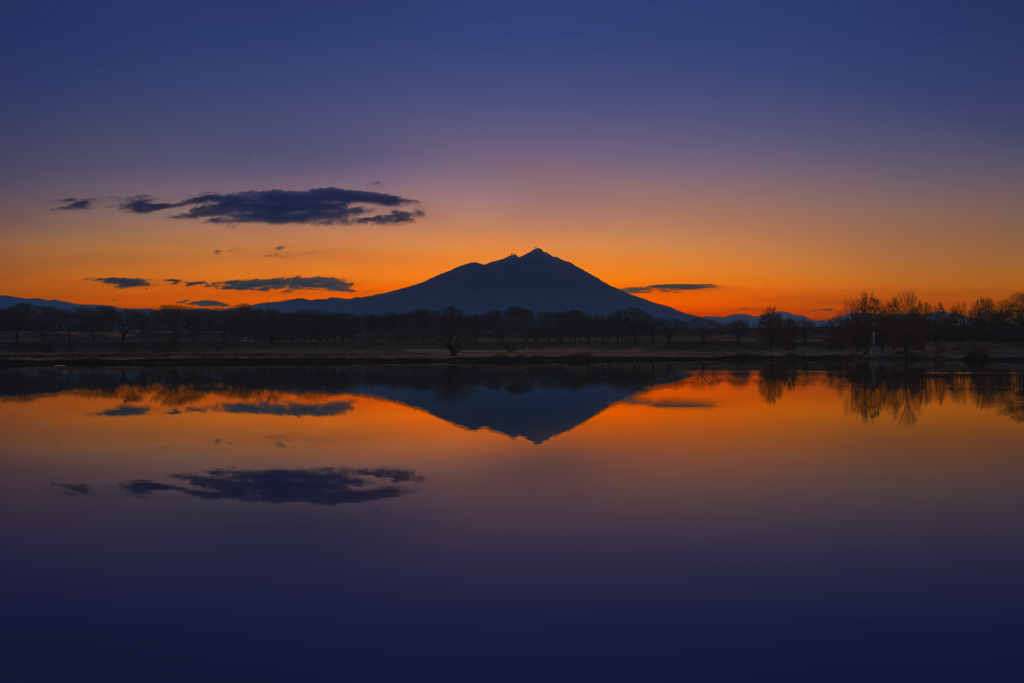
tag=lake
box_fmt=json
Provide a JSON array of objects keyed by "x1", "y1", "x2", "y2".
[{"x1": 1, "y1": 363, "x2": 1022, "y2": 681}]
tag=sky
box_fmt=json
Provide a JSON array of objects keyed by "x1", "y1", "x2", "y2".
[{"x1": 1, "y1": 0, "x2": 1022, "y2": 317}]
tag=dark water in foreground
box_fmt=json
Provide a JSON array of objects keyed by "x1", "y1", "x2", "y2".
[{"x1": 1, "y1": 364, "x2": 1022, "y2": 682}]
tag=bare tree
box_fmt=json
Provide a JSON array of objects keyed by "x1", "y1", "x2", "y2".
[
  {"x1": 505, "y1": 306, "x2": 534, "y2": 348},
  {"x1": 35, "y1": 306, "x2": 60, "y2": 343},
  {"x1": 624, "y1": 307, "x2": 653, "y2": 343},
  {"x1": 183, "y1": 307, "x2": 211, "y2": 343},
  {"x1": 888, "y1": 289, "x2": 925, "y2": 357},
  {"x1": 657, "y1": 318, "x2": 684, "y2": 345},
  {"x1": 1000, "y1": 292, "x2": 1024, "y2": 342},
  {"x1": 113, "y1": 308, "x2": 143, "y2": 344},
  {"x1": 2, "y1": 304, "x2": 35, "y2": 343},
  {"x1": 135, "y1": 311, "x2": 154, "y2": 342},
  {"x1": 757, "y1": 306, "x2": 784, "y2": 353},
  {"x1": 798, "y1": 319, "x2": 818, "y2": 345},
  {"x1": 437, "y1": 307, "x2": 469, "y2": 356},
  {"x1": 156, "y1": 305, "x2": 187, "y2": 350},
  {"x1": 258, "y1": 308, "x2": 289, "y2": 343},
  {"x1": 726, "y1": 319, "x2": 750, "y2": 343},
  {"x1": 55, "y1": 308, "x2": 78, "y2": 343},
  {"x1": 687, "y1": 318, "x2": 722, "y2": 344}
]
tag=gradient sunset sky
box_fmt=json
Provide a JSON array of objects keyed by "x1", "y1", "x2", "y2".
[{"x1": 2, "y1": 1, "x2": 1021, "y2": 317}]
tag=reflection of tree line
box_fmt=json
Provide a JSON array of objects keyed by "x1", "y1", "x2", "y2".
[
  {"x1": 5, "y1": 364, "x2": 1020, "y2": 426},
  {"x1": 0, "y1": 363, "x2": 685, "y2": 407},
  {"x1": 754, "y1": 364, "x2": 1024, "y2": 426}
]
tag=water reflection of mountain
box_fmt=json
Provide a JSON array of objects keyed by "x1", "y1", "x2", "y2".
[
  {"x1": 0, "y1": 364, "x2": 686, "y2": 444},
  {"x1": 5, "y1": 363, "x2": 1020, "y2": 435}
]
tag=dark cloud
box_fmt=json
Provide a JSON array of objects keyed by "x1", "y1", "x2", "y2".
[
  {"x1": 164, "y1": 278, "x2": 182, "y2": 285},
  {"x1": 176, "y1": 299, "x2": 189, "y2": 304},
  {"x1": 86, "y1": 277, "x2": 152, "y2": 289},
  {"x1": 221, "y1": 401, "x2": 354, "y2": 417},
  {"x1": 811, "y1": 308, "x2": 835, "y2": 312},
  {"x1": 54, "y1": 197, "x2": 92, "y2": 210},
  {"x1": 189, "y1": 300, "x2": 229, "y2": 308},
  {"x1": 357, "y1": 210, "x2": 425, "y2": 225},
  {"x1": 121, "y1": 480, "x2": 182, "y2": 496},
  {"x1": 213, "y1": 250, "x2": 221, "y2": 255},
  {"x1": 622, "y1": 284, "x2": 718, "y2": 294},
  {"x1": 266, "y1": 245, "x2": 287, "y2": 258},
  {"x1": 212, "y1": 276, "x2": 354, "y2": 292},
  {"x1": 118, "y1": 187, "x2": 424, "y2": 226},
  {"x1": 185, "y1": 280, "x2": 208, "y2": 287},
  {"x1": 90, "y1": 405, "x2": 151, "y2": 417},
  {"x1": 117, "y1": 466, "x2": 424, "y2": 505},
  {"x1": 54, "y1": 483, "x2": 92, "y2": 495},
  {"x1": 371, "y1": 180, "x2": 382, "y2": 185}
]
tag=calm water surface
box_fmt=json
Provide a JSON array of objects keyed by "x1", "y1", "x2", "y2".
[{"x1": 1, "y1": 364, "x2": 1022, "y2": 682}]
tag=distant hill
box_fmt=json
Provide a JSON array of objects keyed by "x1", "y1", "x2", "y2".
[
  {"x1": 705, "y1": 312, "x2": 817, "y2": 326},
  {"x1": 255, "y1": 249, "x2": 697, "y2": 319},
  {"x1": 0, "y1": 296, "x2": 86, "y2": 311}
]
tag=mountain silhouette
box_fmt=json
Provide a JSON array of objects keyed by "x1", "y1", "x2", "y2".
[{"x1": 254, "y1": 248, "x2": 695, "y2": 319}]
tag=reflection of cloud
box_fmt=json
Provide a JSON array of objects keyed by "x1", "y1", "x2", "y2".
[
  {"x1": 211, "y1": 276, "x2": 354, "y2": 292},
  {"x1": 622, "y1": 284, "x2": 717, "y2": 294},
  {"x1": 54, "y1": 483, "x2": 91, "y2": 495},
  {"x1": 221, "y1": 401, "x2": 353, "y2": 417},
  {"x1": 118, "y1": 467, "x2": 423, "y2": 505},
  {"x1": 623, "y1": 396, "x2": 715, "y2": 408},
  {"x1": 118, "y1": 187, "x2": 424, "y2": 226},
  {"x1": 90, "y1": 405, "x2": 150, "y2": 417}
]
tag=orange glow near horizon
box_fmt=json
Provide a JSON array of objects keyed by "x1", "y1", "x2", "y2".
[{"x1": 1, "y1": 164, "x2": 1022, "y2": 318}]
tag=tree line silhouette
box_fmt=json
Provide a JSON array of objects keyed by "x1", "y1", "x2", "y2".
[{"x1": 0, "y1": 288, "x2": 1021, "y2": 356}]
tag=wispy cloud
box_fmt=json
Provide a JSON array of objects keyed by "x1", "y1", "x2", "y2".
[
  {"x1": 53, "y1": 483, "x2": 92, "y2": 495},
  {"x1": 86, "y1": 277, "x2": 151, "y2": 289},
  {"x1": 54, "y1": 197, "x2": 92, "y2": 210},
  {"x1": 185, "y1": 280, "x2": 208, "y2": 287},
  {"x1": 119, "y1": 187, "x2": 424, "y2": 226},
  {"x1": 266, "y1": 245, "x2": 287, "y2": 258},
  {"x1": 211, "y1": 276, "x2": 354, "y2": 292},
  {"x1": 165, "y1": 278, "x2": 182, "y2": 285},
  {"x1": 623, "y1": 283, "x2": 717, "y2": 294},
  {"x1": 189, "y1": 300, "x2": 228, "y2": 307}
]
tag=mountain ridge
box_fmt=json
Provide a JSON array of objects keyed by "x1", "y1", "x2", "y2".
[{"x1": 252, "y1": 249, "x2": 697, "y2": 319}]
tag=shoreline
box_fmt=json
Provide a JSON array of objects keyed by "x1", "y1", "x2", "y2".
[{"x1": 2, "y1": 351, "x2": 1022, "y2": 368}]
